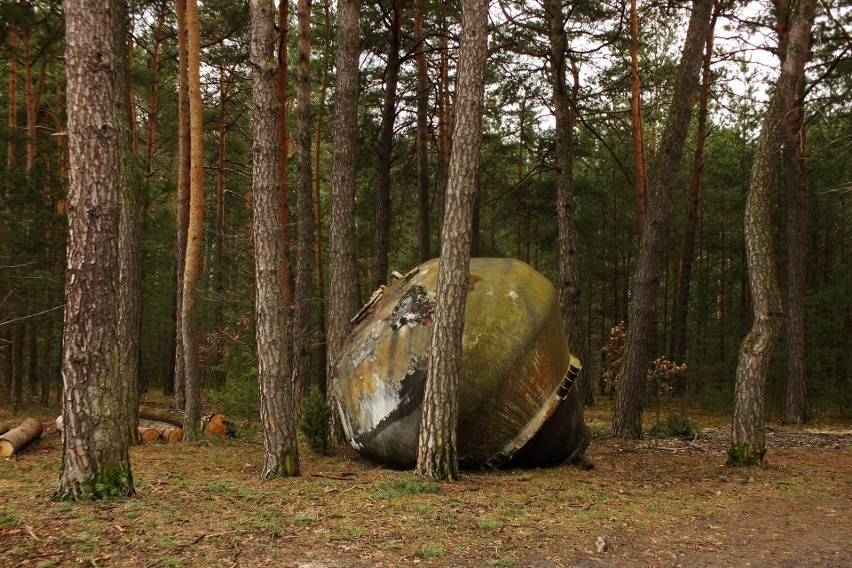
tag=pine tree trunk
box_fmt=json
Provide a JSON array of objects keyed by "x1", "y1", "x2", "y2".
[
  {"x1": 731, "y1": 0, "x2": 816, "y2": 463},
  {"x1": 629, "y1": 0, "x2": 647, "y2": 236},
  {"x1": 780, "y1": 0, "x2": 809, "y2": 426},
  {"x1": 171, "y1": 0, "x2": 191, "y2": 407},
  {"x1": 327, "y1": 0, "x2": 361, "y2": 445},
  {"x1": 546, "y1": 0, "x2": 592, "y2": 408},
  {"x1": 278, "y1": 0, "x2": 293, "y2": 308},
  {"x1": 416, "y1": 0, "x2": 488, "y2": 482},
  {"x1": 57, "y1": 0, "x2": 135, "y2": 500},
  {"x1": 670, "y1": 6, "x2": 718, "y2": 377},
  {"x1": 414, "y1": 0, "x2": 430, "y2": 263},
  {"x1": 312, "y1": 0, "x2": 331, "y2": 394},
  {"x1": 251, "y1": 0, "x2": 300, "y2": 478},
  {"x1": 213, "y1": 66, "x2": 229, "y2": 391},
  {"x1": 293, "y1": 0, "x2": 313, "y2": 399},
  {"x1": 372, "y1": 0, "x2": 403, "y2": 291},
  {"x1": 613, "y1": 0, "x2": 713, "y2": 438},
  {"x1": 181, "y1": 0, "x2": 205, "y2": 439}
]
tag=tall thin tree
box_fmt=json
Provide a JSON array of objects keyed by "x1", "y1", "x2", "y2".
[
  {"x1": 613, "y1": 0, "x2": 713, "y2": 438},
  {"x1": 293, "y1": 0, "x2": 313, "y2": 400},
  {"x1": 181, "y1": 0, "x2": 205, "y2": 439},
  {"x1": 730, "y1": 0, "x2": 816, "y2": 464},
  {"x1": 372, "y1": 0, "x2": 403, "y2": 290},
  {"x1": 251, "y1": 0, "x2": 300, "y2": 478},
  {"x1": 416, "y1": 0, "x2": 489, "y2": 482},
  {"x1": 545, "y1": 0, "x2": 592, "y2": 407},
  {"x1": 327, "y1": 0, "x2": 361, "y2": 444}
]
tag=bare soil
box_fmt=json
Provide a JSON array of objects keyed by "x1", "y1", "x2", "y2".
[{"x1": 1, "y1": 402, "x2": 850, "y2": 568}]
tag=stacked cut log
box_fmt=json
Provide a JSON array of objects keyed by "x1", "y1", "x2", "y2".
[
  {"x1": 52, "y1": 408, "x2": 233, "y2": 443},
  {"x1": 0, "y1": 418, "x2": 44, "y2": 457}
]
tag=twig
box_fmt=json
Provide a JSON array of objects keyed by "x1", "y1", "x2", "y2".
[{"x1": 0, "y1": 304, "x2": 64, "y2": 327}]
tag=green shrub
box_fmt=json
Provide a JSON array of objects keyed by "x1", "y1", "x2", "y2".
[
  {"x1": 299, "y1": 386, "x2": 331, "y2": 454},
  {"x1": 649, "y1": 414, "x2": 701, "y2": 439}
]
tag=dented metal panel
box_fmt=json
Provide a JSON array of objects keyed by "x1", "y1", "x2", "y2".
[{"x1": 333, "y1": 258, "x2": 590, "y2": 469}]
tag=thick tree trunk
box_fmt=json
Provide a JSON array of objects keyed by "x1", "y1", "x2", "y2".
[
  {"x1": 293, "y1": 0, "x2": 313, "y2": 399},
  {"x1": 251, "y1": 0, "x2": 300, "y2": 478},
  {"x1": 546, "y1": 0, "x2": 593, "y2": 408},
  {"x1": 181, "y1": 0, "x2": 205, "y2": 439},
  {"x1": 327, "y1": 0, "x2": 361, "y2": 445},
  {"x1": 670, "y1": 5, "x2": 719, "y2": 376},
  {"x1": 372, "y1": 0, "x2": 403, "y2": 290},
  {"x1": 416, "y1": 0, "x2": 488, "y2": 482},
  {"x1": 731, "y1": 0, "x2": 815, "y2": 463},
  {"x1": 414, "y1": 0, "x2": 430, "y2": 263},
  {"x1": 57, "y1": 0, "x2": 135, "y2": 499},
  {"x1": 613, "y1": 0, "x2": 713, "y2": 438}
]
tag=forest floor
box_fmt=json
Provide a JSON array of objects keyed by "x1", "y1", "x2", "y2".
[{"x1": 1, "y1": 398, "x2": 850, "y2": 568}]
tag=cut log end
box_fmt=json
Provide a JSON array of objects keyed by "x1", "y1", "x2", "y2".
[{"x1": 0, "y1": 418, "x2": 44, "y2": 457}]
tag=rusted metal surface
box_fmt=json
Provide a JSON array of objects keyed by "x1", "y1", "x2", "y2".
[{"x1": 334, "y1": 258, "x2": 590, "y2": 469}]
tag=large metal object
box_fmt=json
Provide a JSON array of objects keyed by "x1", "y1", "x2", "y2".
[{"x1": 334, "y1": 258, "x2": 590, "y2": 469}]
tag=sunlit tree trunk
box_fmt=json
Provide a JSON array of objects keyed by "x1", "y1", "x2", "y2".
[
  {"x1": 181, "y1": 0, "x2": 205, "y2": 439},
  {"x1": 293, "y1": 0, "x2": 313, "y2": 400},
  {"x1": 416, "y1": 0, "x2": 488, "y2": 482},
  {"x1": 613, "y1": 0, "x2": 713, "y2": 438},
  {"x1": 251, "y1": 0, "x2": 300, "y2": 478},
  {"x1": 731, "y1": 0, "x2": 816, "y2": 464},
  {"x1": 327, "y1": 0, "x2": 361, "y2": 445},
  {"x1": 57, "y1": 0, "x2": 135, "y2": 500},
  {"x1": 372, "y1": 0, "x2": 403, "y2": 290}
]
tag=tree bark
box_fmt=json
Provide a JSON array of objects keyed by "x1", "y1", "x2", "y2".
[
  {"x1": 293, "y1": 0, "x2": 313, "y2": 400},
  {"x1": 278, "y1": 0, "x2": 293, "y2": 307},
  {"x1": 372, "y1": 0, "x2": 403, "y2": 290},
  {"x1": 731, "y1": 0, "x2": 816, "y2": 463},
  {"x1": 415, "y1": 0, "x2": 430, "y2": 263},
  {"x1": 171, "y1": 0, "x2": 191, "y2": 406},
  {"x1": 327, "y1": 0, "x2": 361, "y2": 445},
  {"x1": 313, "y1": 0, "x2": 331, "y2": 394},
  {"x1": 181, "y1": 0, "x2": 205, "y2": 439},
  {"x1": 213, "y1": 65, "x2": 229, "y2": 391},
  {"x1": 780, "y1": 0, "x2": 809, "y2": 426},
  {"x1": 57, "y1": 0, "x2": 135, "y2": 499},
  {"x1": 670, "y1": 4, "x2": 719, "y2": 375},
  {"x1": 416, "y1": 0, "x2": 488, "y2": 482},
  {"x1": 0, "y1": 418, "x2": 43, "y2": 457},
  {"x1": 251, "y1": 0, "x2": 300, "y2": 478},
  {"x1": 613, "y1": 0, "x2": 713, "y2": 438},
  {"x1": 629, "y1": 0, "x2": 648, "y2": 236},
  {"x1": 545, "y1": 0, "x2": 593, "y2": 408}
]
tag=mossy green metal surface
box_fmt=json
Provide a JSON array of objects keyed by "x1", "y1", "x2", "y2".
[{"x1": 334, "y1": 258, "x2": 590, "y2": 469}]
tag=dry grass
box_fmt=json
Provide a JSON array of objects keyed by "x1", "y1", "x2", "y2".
[{"x1": 1, "y1": 399, "x2": 850, "y2": 567}]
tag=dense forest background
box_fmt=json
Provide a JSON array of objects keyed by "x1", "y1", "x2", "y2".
[{"x1": 0, "y1": 0, "x2": 849, "y2": 420}]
